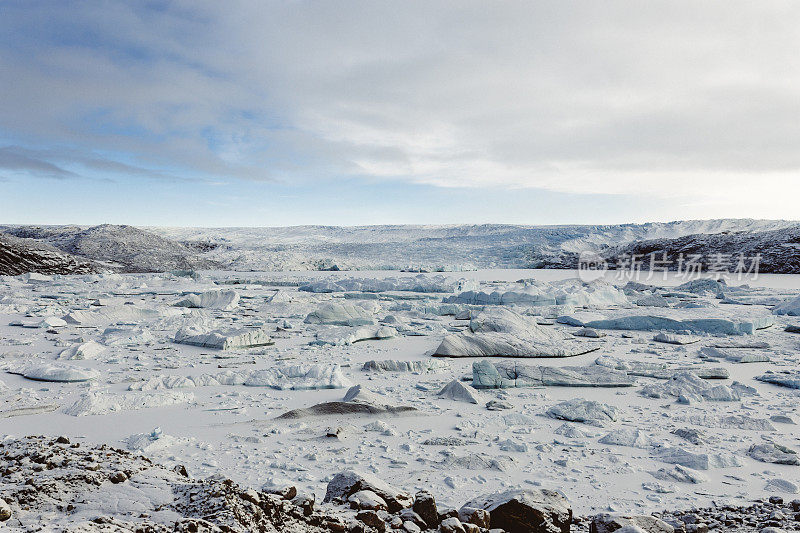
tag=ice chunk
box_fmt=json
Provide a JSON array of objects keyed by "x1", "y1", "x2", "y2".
[
  {"x1": 773, "y1": 294, "x2": 800, "y2": 316},
  {"x1": 472, "y1": 360, "x2": 634, "y2": 389},
  {"x1": 361, "y1": 359, "x2": 449, "y2": 373},
  {"x1": 434, "y1": 308, "x2": 597, "y2": 358},
  {"x1": 65, "y1": 390, "x2": 193, "y2": 416},
  {"x1": 174, "y1": 324, "x2": 272, "y2": 350},
  {"x1": 173, "y1": 289, "x2": 239, "y2": 310},
  {"x1": 58, "y1": 340, "x2": 106, "y2": 360},
  {"x1": 244, "y1": 364, "x2": 350, "y2": 390},
  {"x1": 311, "y1": 325, "x2": 397, "y2": 346},
  {"x1": 586, "y1": 315, "x2": 773, "y2": 336},
  {"x1": 9, "y1": 363, "x2": 99, "y2": 383},
  {"x1": 546, "y1": 398, "x2": 618, "y2": 425},
  {"x1": 304, "y1": 302, "x2": 376, "y2": 326},
  {"x1": 438, "y1": 380, "x2": 481, "y2": 403}
]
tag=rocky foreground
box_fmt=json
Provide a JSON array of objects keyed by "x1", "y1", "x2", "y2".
[{"x1": 1, "y1": 436, "x2": 798, "y2": 533}]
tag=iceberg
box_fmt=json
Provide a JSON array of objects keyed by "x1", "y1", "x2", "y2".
[
  {"x1": 433, "y1": 308, "x2": 598, "y2": 358},
  {"x1": 304, "y1": 302, "x2": 376, "y2": 326},
  {"x1": 585, "y1": 315, "x2": 773, "y2": 335},
  {"x1": 244, "y1": 364, "x2": 350, "y2": 390},
  {"x1": 774, "y1": 294, "x2": 800, "y2": 316},
  {"x1": 472, "y1": 360, "x2": 635, "y2": 389},
  {"x1": 173, "y1": 289, "x2": 239, "y2": 310},
  {"x1": 174, "y1": 324, "x2": 273, "y2": 350}
]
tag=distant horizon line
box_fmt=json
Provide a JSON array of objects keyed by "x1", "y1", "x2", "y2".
[{"x1": 0, "y1": 217, "x2": 798, "y2": 231}]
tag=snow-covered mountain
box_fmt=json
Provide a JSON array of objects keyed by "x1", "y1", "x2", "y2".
[
  {"x1": 1, "y1": 219, "x2": 798, "y2": 274},
  {"x1": 152, "y1": 219, "x2": 800, "y2": 272},
  {"x1": 0, "y1": 233, "x2": 100, "y2": 276},
  {"x1": 0, "y1": 224, "x2": 220, "y2": 273},
  {"x1": 600, "y1": 225, "x2": 800, "y2": 274}
]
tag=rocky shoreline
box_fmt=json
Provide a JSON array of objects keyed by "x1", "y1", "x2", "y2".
[{"x1": 0, "y1": 435, "x2": 797, "y2": 533}]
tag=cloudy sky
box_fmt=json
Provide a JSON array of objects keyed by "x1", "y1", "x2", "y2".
[{"x1": 1, "y1": 1, "x2": 798, "y2": 226}]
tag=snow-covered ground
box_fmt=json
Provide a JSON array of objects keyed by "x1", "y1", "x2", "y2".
[{"x1": 2, "y1": 269, "x2": 800, "y2": 525}]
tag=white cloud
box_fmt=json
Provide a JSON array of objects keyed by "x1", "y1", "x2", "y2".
[{"x1": 1, "y1": 0, "x2": 799, "y2": 218}]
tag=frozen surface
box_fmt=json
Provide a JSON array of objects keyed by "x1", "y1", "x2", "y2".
[{"x1": 1, "y1": 268, "x2": 800, "y2": 520}]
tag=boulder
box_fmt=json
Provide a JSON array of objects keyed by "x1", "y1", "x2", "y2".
[
  {"x1": 463, "y1": 489, "x2": 572, "y2": 533},
  {"x1": 458, "y1": 506, "x2": 490, "y2": 528},
  {"x1": 590, "y1": 513, "x2": 674, "y2": 533},
  {"x1": 348, "y1": 490, "x2": 388, "y2": 511},
  {"x1": 0, "y1": 497, "x2": 10, "y2": 521},
  {"x1": 439, "y1": 517, "x2": 467, "y2": 533},
  {"x1": 356, "y1": 510, "x2": 386, "y2": 532},
  {"x1": 323, "y1": 470, "x2": 412, "y2": 512},
  {"x1": 413, "y1": 490, "x2": 439, "y2": 529}
]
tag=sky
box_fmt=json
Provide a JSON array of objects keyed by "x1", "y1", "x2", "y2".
[{"x1": 1, "y1": 1, "x2": 799, "y2": 227}]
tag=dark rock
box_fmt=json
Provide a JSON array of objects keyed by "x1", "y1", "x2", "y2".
[
  {"x1": 266, "y1": 485, "x2": 298, "y2": 500},
  {"x1": 591, "y1": 513, "x2": 675, "y2": 533},
  {"x1": 413, "y1": 490, "x2": 439, "y2": 528},
  {"x1": 439, "y1": 517, "x2": 467, "y2": 533},
  {"x1": 324, "y1": 470, "x2": 412, "y2": 513},
  {"x1": 458, "y1": 506, "x2": 491, "y2": 528},
  {"x1": 356, "y1": 510, "x2": 386, "y2": 533},
  {"x1": 464, "y1": 489, "x2": 572, "y2": 533},
  {"x1": 108, "y1": 471, "x2": 128, "y2": 484}
]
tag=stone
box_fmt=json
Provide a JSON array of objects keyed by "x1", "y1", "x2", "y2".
[
  {"x1": 399, "y1": 508, "x2": 428, "y2": 530},
  {"x1": 463, "y1": 489, "x2": 572, "y2": 533},
  {"x1": 0, "y1": 498, "x2": 10, "y2": 521},
  {"x1": 109, "y1": 471, "x2": 128, "y2": 483},
  {"x1": 439, "y1": 517, "x2": 467, "y2": 533},
  {"x1": 349, "y1": 490, "x2": 388, "y2": 511},
  {"x1": 292, "y1": 492, "x2": 315, "y2": 516},
  {"x1": 458, "y1": 506, "x2": 491, "y2": 528},
  {"x1": 324, "y1": 470, "x2": 412, "y2": 513},
  {"x1": 413, "y1": 490, "x2": 439, "y2": 528},
  {"x1": 356, "y1": 510, "x2": 386, "y2": 532},
  {"x1": 591, "y1": 513, "x2": 675, "y2": 533}
]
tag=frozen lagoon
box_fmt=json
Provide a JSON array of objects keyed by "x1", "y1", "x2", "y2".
[{"x1": 2, "y1": 268, "x2": 800, "y2": 522}]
